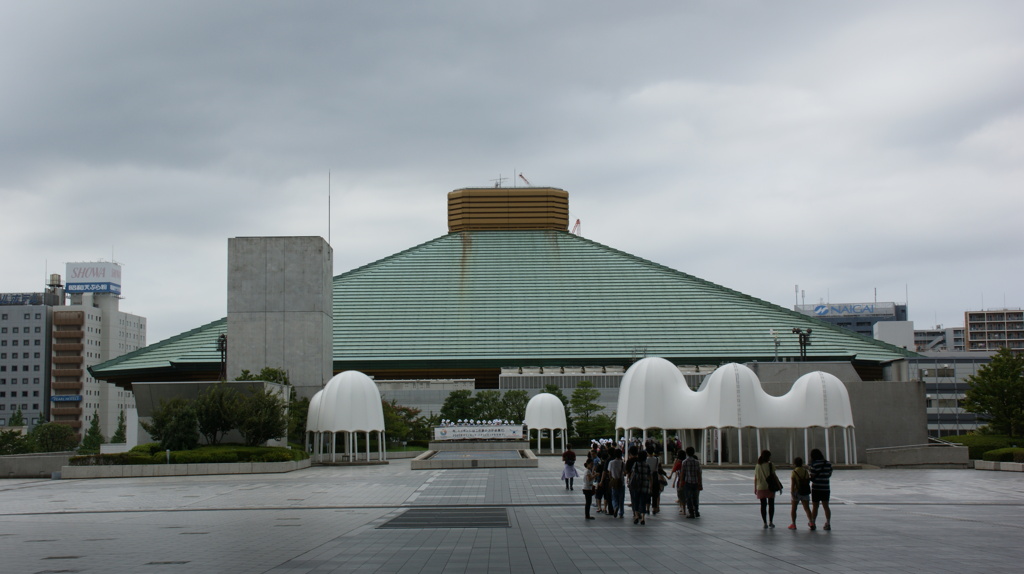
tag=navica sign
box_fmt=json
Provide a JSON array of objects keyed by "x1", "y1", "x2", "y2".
[{"x1": 65, "y1": 262, "x2": 122, "y2": 295}]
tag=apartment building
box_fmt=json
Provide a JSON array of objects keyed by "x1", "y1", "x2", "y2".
[{"x1": 965, "y1": 309, "x2": 1024, "y2": 352}]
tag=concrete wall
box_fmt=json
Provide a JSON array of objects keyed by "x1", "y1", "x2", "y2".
[
  {"x1": 227, "y1": 236, "x2": 333, "y2": 399},
  {"x1": 865, "y1": 444, "x2": 969, "y2": 468},
  {"x1": 0, "y1": 451, "x2": 74, "y2": 478}
]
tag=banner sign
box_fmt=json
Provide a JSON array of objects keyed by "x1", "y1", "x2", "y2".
[
  {"x1": 51, "y1": 395, "x2": 83, "y2": 402},
  {"x1": 433, "y1": 425, "x2": 524, "y2": 441},
  {"x1": 66, "y1": 262, "x2": 122, "y2": 295},
  {"x1": 0, "y1": 293, "x2": 44, "y2": 306}
]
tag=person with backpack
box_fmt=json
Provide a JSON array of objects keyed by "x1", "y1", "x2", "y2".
[
  {"x1": 562, "y1": 446, "x2": 578, "y2": 490},
  {"x1": 754, "y1": 449, "x2": 782, "y2": 528},
  {"x1": 809, "y1": 448, "x2": 833, "y2": 531},
  {"x1": 787, "y1": 456, "x2": 813, "y2": 530}
]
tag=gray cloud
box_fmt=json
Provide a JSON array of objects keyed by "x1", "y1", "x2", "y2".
[{"x1": 1, "y1": 1, "x2": 1022, "y2": 342}]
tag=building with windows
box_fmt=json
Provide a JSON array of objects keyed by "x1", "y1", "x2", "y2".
[
  {"x1": 914, "y1": 326, "x2": 965, "y2": 353},
  {"x1": 964, "y1": 309, "x2": 1024, "y2": 352},
  {"x1": 795, "y1": 301, "x2": 908, "y2": 338},
  {"x1": 909, "y1": 352, "x2": 991, "y2": 436},
  {"x1": 50, "y1": 262, "x2": 146, "y2": 439},
  {"x1": 0, "y1": 291, "x2": 58, "y2": 428}
]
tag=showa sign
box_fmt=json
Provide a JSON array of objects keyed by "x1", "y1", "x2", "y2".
[{"x1": 66, "y1": 262, "x2": 122, "y2": 295}]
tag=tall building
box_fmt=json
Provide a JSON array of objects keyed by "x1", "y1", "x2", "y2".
[
  {"x1": 50, "y1": 262, "x2": 146, "y2": 439},
  {"x1": 795, "y1": 301, "x2": 908, "y2": 338},
  {"x1": 964, "y1": 309, "x2": 1024, "y2": 352},
  {"x1": 910, "y1": 352, "x2": 990, "y2": 436},
  {"x1": 0, "y1": 290, "x2": 59, "y2": 428}
]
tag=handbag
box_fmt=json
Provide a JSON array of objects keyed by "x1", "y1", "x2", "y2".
[{"x1": 766, "y1": 463, "x2": 783, "y2": 493}]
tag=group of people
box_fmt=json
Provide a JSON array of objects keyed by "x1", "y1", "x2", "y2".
[
  {"x1": 754, "y1": 448, "x2": 833, "y2": 530},
  {"x1": 438, "y1": 419, "x2": 518, "y2": 427},
  {"x1": 562, "y1": 441, "x2": 702, "y2": 525},
  {"x1": 562, "y1": 442, "x2": 834, "y2": 531}
]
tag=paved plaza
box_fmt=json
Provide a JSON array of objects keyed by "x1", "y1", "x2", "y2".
[{"x1": 1, "y1": 457, "x2": 1023, "y2": 573}]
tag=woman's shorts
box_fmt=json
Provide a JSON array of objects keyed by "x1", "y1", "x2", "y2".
[{"x1": 792, "y1": 493, "x2": 810, "y2": 502}]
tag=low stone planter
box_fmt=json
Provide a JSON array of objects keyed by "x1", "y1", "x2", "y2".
[
  {"x1": 60, "y1": 458, "x2": 311, "y2": 479},
  {"x1": 974, "y1": 460, "x2": 1024, "y2": 472}
]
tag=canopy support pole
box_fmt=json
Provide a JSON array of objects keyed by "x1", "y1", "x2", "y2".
[
  {"x1": 662, "y1": 429, "x2": 668, "y2": 462},
  {"x1": 738, "y1": 428, "x2": 743, "y2": 465}
]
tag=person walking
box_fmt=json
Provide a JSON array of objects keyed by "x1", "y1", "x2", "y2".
[
  {"x1": 629, "y1": 449, "x2": 653, "y2": 525},
  {"x1": 562, "y1": 446, "x2": 578, "y2": 490},
  {"x1": 607, "y1": 448, "x2": 625, "y2": 518},
  {"x1": 754, "y1": 449, "x2": 781, "y2": 528},
  {"x1": 787, "y1": 456, "x2": 813, "y2": 530},
  {"x1": 581, "y1": 460, "x2": 597, "y2": 519},
  {"x1": 808, "y1": 448, "x2": 833, "y2": 531},
  {"x1": 681, "y1": 446, "x2": 702, "y2": 519}
]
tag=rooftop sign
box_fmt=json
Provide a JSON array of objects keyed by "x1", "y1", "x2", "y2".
[
  {"x1": 0, "y1": 293, "x2": 45, "y2": 306},
  {"x1": 796, "y1": 302, "x2": 897, "y2": 318},
  {"x1": 66, "y1": 262, "x2": 121, "y2": 295}
]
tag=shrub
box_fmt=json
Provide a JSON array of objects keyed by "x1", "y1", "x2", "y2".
[
  {"x1": 940, "y1": 434, "x2": 1016, "y2": 459},
  {"x1": 194, "y1": 384, "x2": 241, "y2": 445},
  {"x1": 28, "y1": 422, "x2": 79, "y2": 452},
  {"x1": 981, "y1": 447, "x2": 1024, "y2": 462},
  {"x1": 254, "y1": 450, "x2": 293, "y2": 463},
  {"x1": 131, "y1": 442, "x2": 161, "y2": 455},
  {"x1": 68, "y1": 453, "x2": 154, "y2": 466}
]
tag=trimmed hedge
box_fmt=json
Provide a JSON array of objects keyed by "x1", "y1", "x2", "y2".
[
  {"x1": 940, "y1": 434, "x2": 1018, "y2": 460},
  {"x1": 980, "y1": 447, "x2": 1024, "y2": 462},
  {"x1": 69, "y1": 444, "x2": 306, "y2": 466}
]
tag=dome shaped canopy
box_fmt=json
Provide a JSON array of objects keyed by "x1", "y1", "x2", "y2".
[
  {"x1": 617, "y1": 357, "x2": 696, "y2": 430},
  {"x1": 615, "y1": 359, "x2": 856, "y2": 430},
  {"x1": 310, "y1": 371, "x2": 385, "y2": 432},
  {"x1": 525, "y1": 393, "x2": 567, "y2": 430}
]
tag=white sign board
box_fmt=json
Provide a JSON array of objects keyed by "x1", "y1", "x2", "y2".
[
  {"x1": 66, "y1": 262, "x2": 122, "y2": 294},
  {"x1": 433, "y1": 425, "x2": 524, "y2": 441}
]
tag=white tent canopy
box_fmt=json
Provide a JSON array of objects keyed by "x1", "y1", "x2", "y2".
[
  {"x1": 306, "y1": 371, "x2": 386, "y2": 463},
  {"x1": 614, "y1": 358, "x2": 857, "y2": 465},
  {"x1": 524, "y1": 392, "x2": 568, "y2": 454}
]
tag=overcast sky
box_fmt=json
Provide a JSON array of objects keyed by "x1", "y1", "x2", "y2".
[{"x1": 2, "y1": 1, "x2": 1022, "y2": 344}]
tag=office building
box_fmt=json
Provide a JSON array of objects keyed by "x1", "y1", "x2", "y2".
[
  {"x1": 0, "y1": 291, "x2": 58, "y2": 428},
  {"x1": 915, "y1": 326, "x2": 965, "y2": 353}
]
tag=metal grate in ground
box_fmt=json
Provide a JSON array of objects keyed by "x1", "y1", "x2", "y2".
[{"x1": 378, "y1": 507, "x2": 510, "y2": 529}]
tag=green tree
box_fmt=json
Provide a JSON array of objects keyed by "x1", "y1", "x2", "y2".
[
  {"x1": 289, "y1": 395, "x2": 310, "y2": 442},
  {"x1": 238, "y1": 367, "x2": 307, "y2": 441},
  {"x1": 8, "y1": 407, "x2": 25, "y2": 427},
  {"x1": 194, "y1": 384, "x2": 241, "y2": 445},
  {"x1": 27, "y1": 422, "x2": 79, "y2": 452},
  {"x1": 236, "y1": 367, "x2": 290, "y2": 385},
  {"x1": 235, "y1": 388, "x2": 288, "y2": 447},
  {"x1": 963, "y1": 348, "x2": 1024, "y2": 437},
  {"x1": 382, "y1": 399, "x2": 411, "y2": 443},
  {"x1": 570, "y1": 381, "x2": 603, "y2": 438},
  {"x1": 111, "y1": 409, "x2": 127, "y2": 444},
  {"x1": 542, "y1": 383, "x2": 573, "y2": 437},
  {"x1": 474, "y1": 390, "x2": 503, "y2": 420},
  {"x1": 79, "y1": 410, "x2": 106, "y2": 453},
  {"x1": 501, "y1": 390, "x2": 529, "y2": 423},
  {"x1": 0, "y1": 429, "x2": 30, "y2": 455},
  {"x1": 440, "y1": 390, "x2": 476, "y2": 421},
  {"x1": 141, "y1": 398, "x2": 200, "y2": 451}
]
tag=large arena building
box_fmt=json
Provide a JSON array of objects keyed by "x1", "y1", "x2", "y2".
[{"x1": 91, "y1": 187, "x2": 925, "y2": 458}]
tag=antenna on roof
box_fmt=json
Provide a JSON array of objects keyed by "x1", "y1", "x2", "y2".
[{"x1": 491, "y1": 174, "x2": 508, "y2": 188}]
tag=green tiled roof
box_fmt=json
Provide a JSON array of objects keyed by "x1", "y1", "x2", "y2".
[
  {"x1": 93, "y1": 230, "x2": 913, "y2": 380},
  {"x1": 331, "y1": 230, "x2": 913, "y2": 368},
  {"x1": 91, "y1": 317, "x2": 226, "y2": 377}
]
